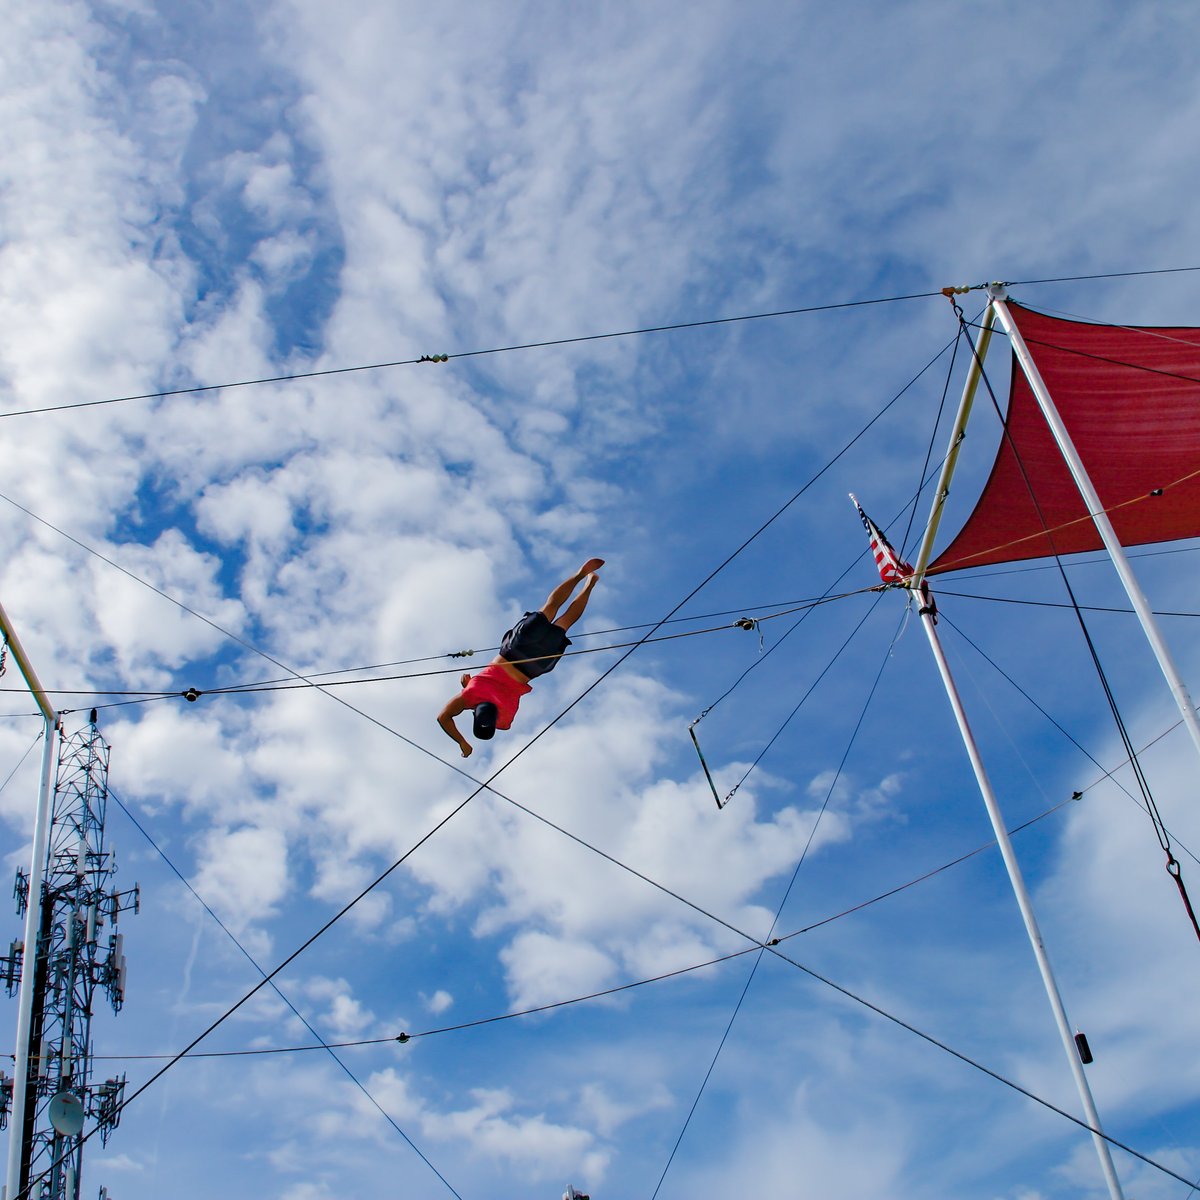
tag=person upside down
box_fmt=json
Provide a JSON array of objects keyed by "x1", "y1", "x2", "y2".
[{"x1": 437, "y1": 559, "x2": 604, "y2": 757}]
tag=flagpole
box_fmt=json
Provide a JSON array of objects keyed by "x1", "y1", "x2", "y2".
[{"x1": 987, "y1": 283, "x2": 1200, "y2": 765}]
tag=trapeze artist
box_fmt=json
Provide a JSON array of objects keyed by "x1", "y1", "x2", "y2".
[{"x1": 437, "y1": 559, "x2": 604, "y2": 757}]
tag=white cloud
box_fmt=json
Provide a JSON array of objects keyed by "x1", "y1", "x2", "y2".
[
  {"x1": 191, "y1": 824, "x2": 289, "y2": 932},
  {"x1": 423, "y1": 988, "x2": 453, "y2": 1015}
]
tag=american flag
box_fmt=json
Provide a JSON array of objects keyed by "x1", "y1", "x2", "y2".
[{"x1": 850, "y1": 494, "x2": 913, "y2": 584}]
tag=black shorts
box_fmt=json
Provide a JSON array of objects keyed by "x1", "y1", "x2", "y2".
[{"x1": 500, "y1": 611, "x2": 571, "y2": 678}]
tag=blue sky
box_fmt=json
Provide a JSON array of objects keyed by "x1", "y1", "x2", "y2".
[{"x1": 3, "y1": 2, "x2": 1200, "y2": 1198}]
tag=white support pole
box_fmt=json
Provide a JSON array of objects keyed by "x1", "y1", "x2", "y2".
[
  {"x1": 5, "y1": 716, "x2": 58, "y2": 1200},
  {"x1": 988, "y1": 285, "x2": 1200, "y2": 764},
  {"x1": 919, "y1": 600, "x2": 1125, "y2": 1200},
  {"x1": 0, "y1": 596, "x2": 59, "y2": 1200}
]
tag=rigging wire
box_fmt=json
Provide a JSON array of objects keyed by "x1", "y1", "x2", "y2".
[
  {"x1": 959, "y1": 308, "x2": 1200, "y2": 942},
  {"x1": 946, "y1": 540, "x2": 1200, "y2": 583},
  {"x1": 900, "y1": 319, "x2": 963, "y2": 558},
  {"x1": 720, "y1": 590, "x2": 886, "y2": 807},
  {"x1": 102, "y1": 782, "x2": 465, "y2": 1197},
  {"x1": 0, "y1": 730, "x2": 42, "y2": 801},
  {"x1": 933, "y1": 590, "x2": 1200, "y2": 619},
  {"x1": 685, "y1": 329, "x2": 967, "y2": 801},
  {"x1": 0, "y1": 287, "x2": 945, "y2": 421},
  {"x1": 0, "y1": 590, "x2": 874, "y2": 706},
  {"x1": 53, "y1": 754, "x2": 1169, "y2": 1064},
  {"x1": 1005, "y1": 265, "x2": 1200, "y2": 287},
  {"x1": 761, "y1": 938, "x2": 1199, "y2": 1191},
  {"x1": 18, "y1": 577, "x2": 1200, "y2": 709},
  {"x1": 962, "y1": 311, "x2": 1200, "y2": 391},
  {"x1": 3, "y1": 268, "x2": 1197, "y2": 423},
  {"x1": 652, "y1": 602, "x2": 903, "y2": 1198},
  {"x1": 939, "y1": 612, "x2": 1200, "y2": 872}
]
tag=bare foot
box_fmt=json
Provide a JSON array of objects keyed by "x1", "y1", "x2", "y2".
[{"x1": 579, "y1": 557, "x2": 605, "y2": 575}]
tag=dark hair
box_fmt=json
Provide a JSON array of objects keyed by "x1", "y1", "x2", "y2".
[{"x1": 472, "y1": 702, "x2": 498, "y2": 739}]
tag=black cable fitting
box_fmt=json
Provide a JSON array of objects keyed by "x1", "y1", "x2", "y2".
[
  {"x1": 1151, "y1": 488, "x2": 1164, "y2": 496},
  {"x1": 395, "y1": 1032, "x2": 410, "y2": 1044},
  {"x1": 182, "y1": 687, "x2": 201, "y2": 703},
  {"x1": 1074, "y1": 1031, "x2": 1094, "y2": 1065},
  {"x1": 734, "y1": 617, "x2": 757, "y2": 631},
  {"x1": 1071, "y1": 790, "x2": 1083, "y2": 801},
  {"x1": 417, "y1": 354, "x2": 449, "y2": 364}
]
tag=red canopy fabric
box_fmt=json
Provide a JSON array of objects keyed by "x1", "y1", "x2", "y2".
[{"x1": 927, "y1": 302, "x2": 1200, "y2": 575}]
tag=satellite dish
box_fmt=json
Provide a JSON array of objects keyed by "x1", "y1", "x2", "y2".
[{"x1": 48, "y1": 1090, "x2": 84, "y2": 1136}]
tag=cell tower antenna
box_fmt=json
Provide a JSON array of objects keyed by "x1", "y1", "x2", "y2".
[{"x1": 1, "y1": 713, "x2": 140, "y2": 1200}]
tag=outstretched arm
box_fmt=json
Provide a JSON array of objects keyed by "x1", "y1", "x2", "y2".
[{"x1": 437, "y1": 694, "x2": 474, "y2": 758}]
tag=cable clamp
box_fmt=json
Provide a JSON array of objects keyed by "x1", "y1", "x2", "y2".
[
  {"x1": 182, "y1": 687, "x2": 201, "y2": 703},
  {"x1": 417, "y1": 354, "x2": 449, "y2": 364},
  {"x1": 735, "y1": 617, "x2": 764, "y2": 653},
  {"x1": 448, "y1": 649, "x2": 475, "y2": 659}
]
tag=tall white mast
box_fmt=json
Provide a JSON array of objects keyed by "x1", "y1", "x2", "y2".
[
  {"x1": 901, "y1": 294, "x2": 1125, "y2": 1200},
  {"x1": 986, "y1": 283, "x2": 1200, "y2": 763},
  {"x1": 0, "y1": 597, "x2": 60, "y2": 1200}
]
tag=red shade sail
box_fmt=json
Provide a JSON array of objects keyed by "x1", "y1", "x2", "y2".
[{"x1": 928, "y1": 302, "x2": 1200, "y2": 575}]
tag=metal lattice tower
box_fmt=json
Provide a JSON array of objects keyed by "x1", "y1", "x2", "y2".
[{"x1": 0, "y1": 716, "x2": 139, "y2": 1200}]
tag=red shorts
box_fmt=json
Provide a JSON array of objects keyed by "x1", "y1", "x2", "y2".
[{"x1": 459, "y1": 664, "x2": 532, "y2": 730}]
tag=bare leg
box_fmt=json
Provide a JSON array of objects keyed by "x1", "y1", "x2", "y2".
[
  {"x1": 540, "y1": 559, "x2": 605, "y2": 621},
  {"x1": 554, "y1": 572, "x2": 598, "y2": 632}
]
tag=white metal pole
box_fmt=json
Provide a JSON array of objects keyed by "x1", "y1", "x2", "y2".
[
  {"x1": 988, "y1": 285, "x2": 1200, "y2": 763},
  {"x1": 919, "y1": 600, "x2": 1125, "y2": 1200},
  {"x1": 5, "y1": 715, "x2": 58, "y2": 1200},
  {"x1": 0, "y1": 596, "x2": 59, "y2": 1200}
]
